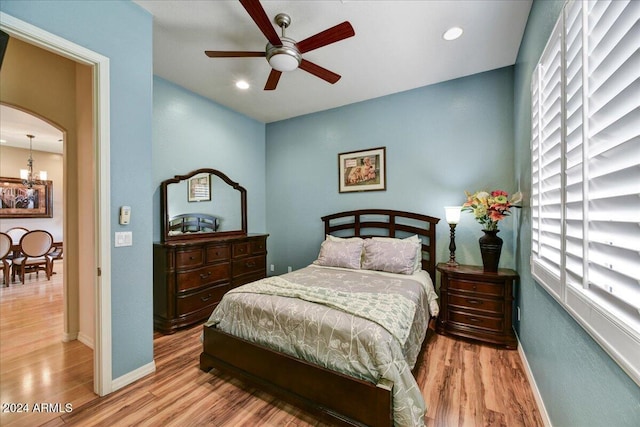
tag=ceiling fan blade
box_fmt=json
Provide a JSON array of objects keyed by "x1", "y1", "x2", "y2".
[
  {"x1": 205, "y1": 51, "x2": 265, "y2": 58},
  {"x1": 240, "y1": 0, "x2": 282, "y2": 46},
  {"x1": 299, "y1": 59, "x2": 341, "y2": 84},
  {"x1": 264, "y1": 69, "x2": 282, "y2": 90},
  {"x1": 296, "y1": 22, "x2": 355, "y2": 54}
]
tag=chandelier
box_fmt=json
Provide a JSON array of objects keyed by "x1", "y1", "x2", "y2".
[{"x1": 20, "y1": 134, "x2": 47, "y2": 189}]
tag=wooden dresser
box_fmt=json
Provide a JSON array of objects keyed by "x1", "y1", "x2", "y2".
[
  {"x1": 153, "y1": 233, "x2": 268, "y2": 334},
  {"x1": 436, "y1": 263, "x2": 518, "y2": 349}
]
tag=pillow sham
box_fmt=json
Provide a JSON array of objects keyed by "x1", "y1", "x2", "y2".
[
  {"x1": 362, "y1": 238, "x2": 420, "y2": 275},
  {"x1": 313, "y1": 239, "x2": 363, "y2": 270},
  {"x1": 372, "y1": 235, "x2": 422, "y2": 272}
]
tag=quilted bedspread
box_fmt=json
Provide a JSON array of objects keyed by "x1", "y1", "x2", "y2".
[{"x1": 204, "y1": 265, "x2": 439, "y2": 426}]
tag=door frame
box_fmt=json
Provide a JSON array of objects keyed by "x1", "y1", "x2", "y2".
[{"x1": 1, "y1": 12, "x2": 113, "y2": 395}]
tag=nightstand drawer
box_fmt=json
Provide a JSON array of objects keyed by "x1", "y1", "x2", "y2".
[
  {"x1": 449, "y1": 293, "x2": 504, "y2": 314},
  {"x1": 449, "y1": 278, "x2": 504, "y2": 297},
  {"x1": 449, "y1": 309, "x2": 504, "y2": 332},
  {"x1": 436, "y1": 263, "x2": 518, "y2": 349}
]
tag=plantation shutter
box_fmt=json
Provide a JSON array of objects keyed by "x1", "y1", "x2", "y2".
[
  {"x1": 531, "y1": 0, "x2": 640, "y2": 385},
  {"x1": 567, "y1": 0, "x2": 640, "y2": 330},
  {"x1": 531, "y1": 17, "x2": 563, "y2": 298}
]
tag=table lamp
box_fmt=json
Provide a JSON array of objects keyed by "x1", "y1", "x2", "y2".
[{"x1": 444, "y1": 206, "x2": 462, "y2": 267}]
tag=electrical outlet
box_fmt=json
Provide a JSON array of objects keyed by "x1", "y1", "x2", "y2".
[
  {"x1": 270, "y1": 264, "x2": 275, "y2": 272},
  {"x1": 287, "y1": 266, "x2": 292, "y2": 273}
]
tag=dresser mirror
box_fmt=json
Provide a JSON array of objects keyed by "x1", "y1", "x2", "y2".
[{"x1": 160, "y1": 168, "x2": 247, "y2": 242}]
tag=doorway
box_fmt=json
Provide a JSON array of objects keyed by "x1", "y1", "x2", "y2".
[{"x1": 0, "y1": 12, "x2": 112, "y2": 395}]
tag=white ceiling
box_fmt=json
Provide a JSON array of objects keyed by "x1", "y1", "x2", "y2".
[
  {"x1": 134, "y1": 0, "x2": 532, "y2": 123},
  {"x1": 0, "y1": 105, "x2": 63, "y2": 153}
]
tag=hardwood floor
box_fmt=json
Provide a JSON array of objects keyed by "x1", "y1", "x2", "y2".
[{"x1": 1, "y1": 267, "x2": 543, "y2": 426}]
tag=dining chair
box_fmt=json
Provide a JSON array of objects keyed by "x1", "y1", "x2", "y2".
[
  {"x1": 0, "y1": 232, "x2": 12, "y2": 286},
  {"x1": 11, "y1": 230, "x2": 54, "y2": 284},
  {"x1": 6, "y1": 227, "x2": 29, "y2": 245}
]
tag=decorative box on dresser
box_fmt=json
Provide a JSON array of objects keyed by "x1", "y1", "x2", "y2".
[
  {"x1": 436, "y1": 263, "x2": 518, "y2": 349},
  {"x1": 153, "y1": 233, "x2": 268, "y2": 334}
]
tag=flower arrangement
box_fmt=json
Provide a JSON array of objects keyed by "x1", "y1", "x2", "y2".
[{"x1": 462, "y1": 190, "x2": 522, "y2": 231}]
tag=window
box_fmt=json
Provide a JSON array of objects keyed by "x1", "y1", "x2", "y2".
[{"x1": 531, "y1": 0, "x2": 640, "y2": 386}]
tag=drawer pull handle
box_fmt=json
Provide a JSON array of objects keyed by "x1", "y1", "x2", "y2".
[
  {"x1": 246, "y1": 261, "x2": 256, "y2": 268},
  {"x1": 200, "y1": 272, "x2": 212, "y2": 279},
  {"x1": 466, "y1": 299, "x2": 482, "y2": 305},
  {"x1": 201, "y1": 294, "x2": 212, "y2": 302},
  {"x1": 468, "y1": 316, "x2": 481, "y2": 323},
  {"x1": 189, "y1": 256, "x2": 196, "y2": 260}
]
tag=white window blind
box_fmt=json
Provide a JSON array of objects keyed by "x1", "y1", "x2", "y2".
[{"x1": 531, "y1": 0, "x2": 640, "y2": 386}]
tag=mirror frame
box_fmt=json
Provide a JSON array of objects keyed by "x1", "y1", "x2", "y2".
[{"x1": 160, "y1": 168, "x2": 247, "y2": 242}]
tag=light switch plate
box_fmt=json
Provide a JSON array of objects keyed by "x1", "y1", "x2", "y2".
[{"x1": 115, "y1": 231, "x2": 133, "y2": 247}]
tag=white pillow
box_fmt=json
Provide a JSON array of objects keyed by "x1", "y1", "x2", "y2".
[
  {"x1": 361, "y1": 238, "x2": 420, "y2": 275},
  {"x1": 313, "y1": 239, "x2": 363, "y2": 270},
  {"x1": 372, "y1": 235, "x2": 422, "y2": 272}
]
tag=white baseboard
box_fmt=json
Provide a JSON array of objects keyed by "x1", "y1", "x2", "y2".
[
  {"x1": 517, "y1": 336, "x2": 552, "y2": 427},
  {"x1": 111, "y1": 361, "x2": 156, "y2": 392},
  {"x1": 62, "y1": 331, "x2": 78, "y2": 342},
  {"x1": 77, "y1": 332, "x2": 94, "y2": 350}
]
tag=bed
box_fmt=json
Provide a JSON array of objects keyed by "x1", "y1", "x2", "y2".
[{"x1": 200, "y1": 209, "x2": 440, "y2": 427}]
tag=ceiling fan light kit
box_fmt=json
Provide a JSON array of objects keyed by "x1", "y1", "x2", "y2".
[
  {"x1": 205, "y1": 0, "x2": 355, "y2": 90},
  {"x1": 266, "y1": 38, "x2": 301, "y2": 72}
]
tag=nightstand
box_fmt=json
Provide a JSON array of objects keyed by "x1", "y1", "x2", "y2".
[{"x1": 436, "y1": 263, "x2": 518, "y2": 349}]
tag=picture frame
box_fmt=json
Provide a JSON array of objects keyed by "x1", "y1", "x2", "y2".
[
  {"x1": 0, "y1": 177, "x2": 53, "y2": 218},
  {"x1": 188, "y1": 173, "x2": 211, "y2": 202},
  {"x1": 338, "y1": 147, "x2": 386, "y2": 193}
]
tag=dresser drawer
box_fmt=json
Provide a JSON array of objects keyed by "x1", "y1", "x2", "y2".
[
  {"x1": 177, "y1": 283, "x2": 229, "y2": 315},
  {"x1": 449, "y1": 293, "x2": 504, "y2": 314},
  {"x1": 177, "y1": 263, "x2": 230, "y2": 291},
  {"x1": 251, "y1": 238, "x2": 267, "y2": 254},
  {"x1": 449, "y1": 278, "x2": 504, "y2": 297},
  {"x1": 449, "y1": 309, "x2": 504, "y2": 333},
  {"x1": 233, "y1": 255, "x2": 266, "y2": 277},
  {"x1": 232, "y1": 242, "x2": 251, "y2": 258},
  {"x1": 206, "y1": 245, "x2": 230, "y2": 263},
  {"x1": 176, "y1": 248, "x2": 204, "y2": 268}
]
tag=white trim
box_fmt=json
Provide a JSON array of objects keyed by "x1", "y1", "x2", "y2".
[
  {"x1": 517, "y1": 336, "x2": 552, "y2": 427},
  {"x1": 62, "y1": 331, "x2": 79, "y2": 342},
  {"x1": 0, "y1": 11, "x2": 112, "y2": 396},
  {"x1": 111, "y1": 361, "x2": 156, "y2": 392},
  {"x1": 78, "y1": 332, "x2": 95, "y2": 350}
]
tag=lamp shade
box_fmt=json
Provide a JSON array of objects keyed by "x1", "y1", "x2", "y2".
[{"x1": 444, "y1": 206, "x2": 462, "y2": 224}]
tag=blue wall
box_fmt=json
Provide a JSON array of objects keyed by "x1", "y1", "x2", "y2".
[
  {"x1": 152, "y1": 77, "x2": 266, "y2": 240},
  {"x1": 1, "y1": 0, "x2": 154, "y2": 379},
  {"x1": 266, "y1": 67, "x2": 517, "y2": 275},
  {"x1": 514, "y1": 1, "x2": 640, "y2": 425}
]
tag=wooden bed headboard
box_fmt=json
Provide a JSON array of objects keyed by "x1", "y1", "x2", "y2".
[{"x1": 321, "y1": 209, "x2": 440, "y2": 283}]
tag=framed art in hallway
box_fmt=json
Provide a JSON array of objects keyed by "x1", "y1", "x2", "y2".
[
  {"x1": 338, "y1": 146, "x2": 386, "y2": 193},
  {"x1": 0, "y1": 177, "x2": 53, "y2": 218}
]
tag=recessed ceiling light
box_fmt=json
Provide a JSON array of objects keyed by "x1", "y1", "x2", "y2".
[
  {"x1": 236, "y1": 80, "x2": 250, "y2": 90},
  {"x1": 443, "y1": 26, "x2": 464, "y2": 41}
]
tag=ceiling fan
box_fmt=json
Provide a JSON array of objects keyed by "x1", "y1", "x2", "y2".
[{"x1": 205, "y1": 0, "x2": 355, "y2": 91}]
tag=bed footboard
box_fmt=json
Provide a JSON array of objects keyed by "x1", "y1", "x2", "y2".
[{"x1": 200, "y1": 325, "x2": 393, "y2": 427}]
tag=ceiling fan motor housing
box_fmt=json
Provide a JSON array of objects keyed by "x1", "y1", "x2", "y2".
[{"x1": 266, "y1": 37, "x2": 301, "y2": 72}]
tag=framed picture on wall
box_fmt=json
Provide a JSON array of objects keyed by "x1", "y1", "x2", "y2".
[
  {"x1": 188, "y1": 173, "x2": 211, "y2": 202},
  {"x1": 338, "y1": 147, "x2": 386, "y2": 193},
  {"x1": 0, "y1": 177, "x2": 53, "y2": 218}
]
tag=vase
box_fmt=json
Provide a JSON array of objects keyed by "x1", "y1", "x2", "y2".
[{"x1": 479, "y1": 229, "x2": 503, "y2": 272}]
